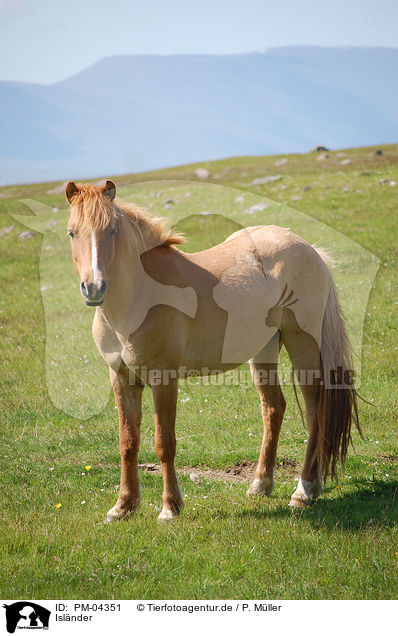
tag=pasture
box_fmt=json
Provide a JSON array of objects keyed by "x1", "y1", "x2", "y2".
[{"x1": 0, "y1": 144, "x2": 397, "y2": 599}]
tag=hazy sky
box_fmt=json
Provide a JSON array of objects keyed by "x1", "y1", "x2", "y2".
[{"x1": 0, "y1": 0, "x2": 397, "y2": 84}]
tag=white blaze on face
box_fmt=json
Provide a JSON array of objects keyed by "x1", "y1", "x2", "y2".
[{"x1": 91, "y1": 232, "x2": 99, "y2": 285}]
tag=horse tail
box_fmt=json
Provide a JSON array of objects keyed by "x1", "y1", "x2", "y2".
[{"x1": 314, "y1": 250, "x2": 361, "y2": 480}]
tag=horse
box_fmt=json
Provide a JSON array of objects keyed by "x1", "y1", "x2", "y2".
[{"x1": 65, "y1": 179, "x2": 360, "y2": 521}]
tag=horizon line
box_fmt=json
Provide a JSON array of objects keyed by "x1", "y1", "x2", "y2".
[{"x1": 1, "y1": 44, "x2": 397, "y2": 88}]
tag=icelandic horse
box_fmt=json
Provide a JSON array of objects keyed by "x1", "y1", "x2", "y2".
[{"x1": 65, "y1": 180, "x2": 360, "y2": 521}]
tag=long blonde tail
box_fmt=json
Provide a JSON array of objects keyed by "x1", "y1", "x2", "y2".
[{"x1": 314, "y1": 255, "x2": 361, "y2": 479}]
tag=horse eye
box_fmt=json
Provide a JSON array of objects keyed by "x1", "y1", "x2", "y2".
[
  {"x1": 68, "y1": 230, "x2": 75, "y2": 238},
  {"x1": 110, "y1": 228, "x2": 116, "y2": 237}
]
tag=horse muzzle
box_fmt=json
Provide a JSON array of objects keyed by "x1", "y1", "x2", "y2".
[{"x1": 80, "y1": 279, "x2": 107, "y2": 306}]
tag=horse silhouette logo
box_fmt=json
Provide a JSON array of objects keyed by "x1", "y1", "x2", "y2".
[
  {"x1": 3, "y1": 602, "x2": 50, "y2": 633},
  {"x1": 265, "y1": 284, "x2": 298, "y2": 328},
  {"x1": 10, "y1": 181, "x2": 379, "y2": 420}
]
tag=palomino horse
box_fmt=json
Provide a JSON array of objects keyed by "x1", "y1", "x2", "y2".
[{"x1": 66, "y1": 180, "x2": 360, "y2": 521}]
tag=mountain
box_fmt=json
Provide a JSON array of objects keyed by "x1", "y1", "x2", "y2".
[{"x1": 0, "y1": 46, "x2": 397, "y2": 184}]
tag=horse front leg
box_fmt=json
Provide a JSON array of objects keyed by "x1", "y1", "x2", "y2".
[
  {"x1": 106, "y1": 365, "x2": 143, "y2": 522},
  {"x1": 151, "y1": 378, "x2": 184, "y2": 521}
]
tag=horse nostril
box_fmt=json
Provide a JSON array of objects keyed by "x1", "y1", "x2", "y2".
[
  {"x1": 98, "y1": 279, "x2": 107, "y2": 295},
  {"x1": 81, "y1": 280, "x2": 106, "y2": 300},
  {"x1": 81, "y1": 281, "x2": 95, "y2": 297}
]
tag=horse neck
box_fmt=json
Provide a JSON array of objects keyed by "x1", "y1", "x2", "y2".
[
  {"x1": 100, "y1": 226, "x2": 144, "y2": 327},
  {"x1": 99, "y1": 219, "x2": 172, "y2": 329}
]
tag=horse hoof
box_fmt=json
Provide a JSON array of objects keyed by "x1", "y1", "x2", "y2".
[
  {"x1": 157, "y1": 500, "x2": 184, "y2": 522},
  {"x1": 105, "y1": 504, "x2": 136, "y2": 523},
  {"x1": 105, "y1": 510, "x2": 126, "y2": 523},
  {"x1": 289, "y1": 495, "x2": 309, "y2": 509},
  {"x1": 246, "y1": 477, "x2": 273, "y2": 497},
  {"x1": 157, "y1": 509, "x2": 177, "y2": 522},
  {"x1": 289, "y1": 477, "x2": 321, "y2": 509}
]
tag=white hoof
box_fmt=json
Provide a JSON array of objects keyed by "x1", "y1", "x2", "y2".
[
  {"x1": 246, "y1": 477, "x2": 273, "y2": 497},
  {"x1": 105, "y1": 504, "x2": 137, "y2": 523},
  {"x1": 289, "y1": 477, "x2": 322, "y2": 508},
  {"x1": 289, "y1": 494, "x2": 309, "y2": 509},
  {"x1": 157, "y1": 508, "x2": 178, "y2": 522},
  {"x1": 157, "y1": 500, "x2": 184, "y2": 522}
]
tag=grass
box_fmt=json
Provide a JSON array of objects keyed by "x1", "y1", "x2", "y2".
[{"x1": 0, "y1": 144, "x2": 397, "y2": 599}]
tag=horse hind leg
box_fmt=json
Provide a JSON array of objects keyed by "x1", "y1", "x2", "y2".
[
  {"x1": 281, "y1": 324, "x2": 323, "y2": 508},
  {"x1": 247, "y1": 333, "x2": 286, "y2": 497},
  {"x1": 289, "y1": 382, "x2": 323, "y2": 508}
]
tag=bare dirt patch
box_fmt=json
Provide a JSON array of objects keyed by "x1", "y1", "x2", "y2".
[
  {"x1": 379, "y1": 453, "x2": 398, "y2": 462},
  {"x1": 139, "y1": 461, "x2": 257, "y2": 483},
  {"x1": 139, "y1": 458, "x2": 299, "y2": 482}
]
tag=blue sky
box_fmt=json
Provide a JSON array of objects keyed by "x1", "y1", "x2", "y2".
[{"x1": 0, "y1": 0, "x2": 397, "y2": 84}]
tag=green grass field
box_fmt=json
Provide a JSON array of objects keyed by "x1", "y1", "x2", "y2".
[{"x1": 1, "y1": 144, "x2": 397, "y2": 599}]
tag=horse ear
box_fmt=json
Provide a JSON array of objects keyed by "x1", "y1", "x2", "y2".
[
  {"x1": 65, "y1": 181, "x2": 79, "y2": 204},
  {"x1": 103, "y1": 179, "x2": 116, "y2": 201}
]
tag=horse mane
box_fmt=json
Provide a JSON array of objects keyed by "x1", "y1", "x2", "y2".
[{"x1": 68, "y1": 183, "x2": 184, "y2": 249}]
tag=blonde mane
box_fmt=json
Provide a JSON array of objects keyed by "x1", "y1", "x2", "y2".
[{"x1": 68, "y1": 183, "x2": 184, "y2": 249}]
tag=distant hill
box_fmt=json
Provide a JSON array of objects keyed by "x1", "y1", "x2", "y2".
[{"x1": 0, "y1": 46, "x2": 397, "y2": 184}]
